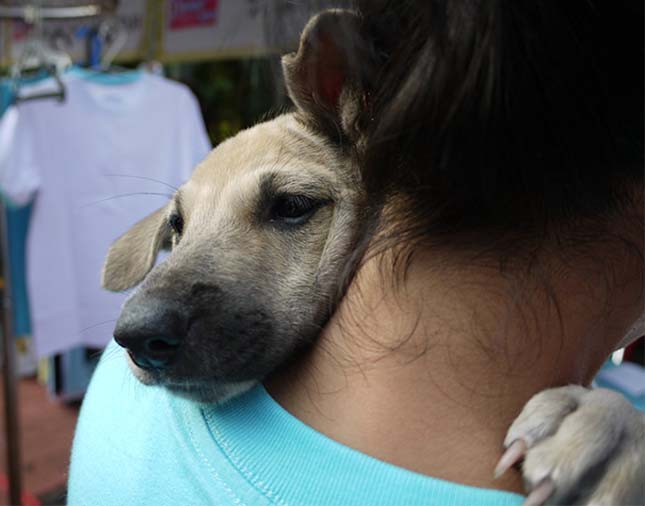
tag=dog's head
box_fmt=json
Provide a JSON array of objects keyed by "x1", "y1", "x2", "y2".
[{"x1": 103, "y1": 11, "x2": 373, "y2": 402}]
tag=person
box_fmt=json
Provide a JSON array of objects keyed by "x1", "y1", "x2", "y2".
[{"x1": 68, "y1": 1, "x2": 643, "y2": 505}]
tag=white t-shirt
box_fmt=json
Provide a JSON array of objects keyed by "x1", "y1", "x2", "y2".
[{"x1": 0, "y1": 72, "x2": 211, "y2": 357}]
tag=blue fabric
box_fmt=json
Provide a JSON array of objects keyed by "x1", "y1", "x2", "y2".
[
  {"x1": 1, "y1": 80, "x2": 33, "y2": 336},
  {"x1": 0, "y1": 82, "x2": 12, "y2": 111},
  {"x1": 595, "y1": 361, "x2": 645, "y2": 412},
  {"x1": 68, "y1": 341, "x2": 525, "y2": 506},
  {"x1": 68, "y1": 65, "x2": 143, "y2": 86},
  {"x1": 5, "y1": 204, "x2": 32, "y2": 335}
]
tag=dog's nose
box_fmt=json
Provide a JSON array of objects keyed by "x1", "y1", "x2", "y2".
[
  {"x1": 114, "y1": 334, "x2": 180, "y2": 370},
  {"x1": 113, "y1": 296, "x2": 185, "y2": 370}
]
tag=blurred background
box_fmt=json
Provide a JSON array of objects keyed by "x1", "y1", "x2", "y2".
[{"x1": 0, "y1": 1, "x2": 641, "y2": 505}]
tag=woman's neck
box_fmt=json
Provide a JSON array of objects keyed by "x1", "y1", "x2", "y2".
[{"x1": 266, "y1": 240, "x2": 643, "y2": 493}]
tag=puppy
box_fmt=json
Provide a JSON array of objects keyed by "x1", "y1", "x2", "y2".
[
  {"x1": 102, "y1": 10, "x2": 643, "y2": 506},
  {"x1": 103, "y1": 11, "x2": 373, "y2": 402}
]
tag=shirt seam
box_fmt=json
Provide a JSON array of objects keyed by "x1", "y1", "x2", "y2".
[
  {"x1": 182, "y1": 402, "x2": 246, "y2": 506},
  {"x1": 204, "y1": 408, "x2": 289, "y2": 506}
]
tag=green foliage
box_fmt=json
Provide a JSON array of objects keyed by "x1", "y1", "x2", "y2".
[{"x1": 166, "y1": 58, "x2": 286, "y2": 145}]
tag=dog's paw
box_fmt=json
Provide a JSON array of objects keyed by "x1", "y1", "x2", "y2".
[{"x1": 496, "y1": 386, "x2": 645, "y2": 506}]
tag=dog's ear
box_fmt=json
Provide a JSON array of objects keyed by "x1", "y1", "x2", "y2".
[
  {"x1": 282, "y1": 9, "x2": 366, "y2": 140},
  {"x1": 102, "y1": 206, "x2": 172, "y2": 292}
]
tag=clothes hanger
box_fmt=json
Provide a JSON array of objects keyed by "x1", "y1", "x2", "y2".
[
  {"x1": 73, "y1": 16, "x2": 142, "y2": 85},
  {"x1": 10, "y1": 6, "x2": 71, "y2": 104},
  {"x1": 98, "y1": 17, "x2": 127, "y2": 70}
]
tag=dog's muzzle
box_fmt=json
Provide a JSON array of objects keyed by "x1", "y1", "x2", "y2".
[{"x1": 113, "y1": 294, "x2": 185, "y2": 371}]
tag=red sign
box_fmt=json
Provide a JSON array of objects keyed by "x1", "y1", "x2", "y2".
[{"x1": 170, "y1": 0, "x2": 218, "y2": 30}]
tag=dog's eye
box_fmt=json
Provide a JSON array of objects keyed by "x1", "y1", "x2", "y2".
[
  {"x1": 270, "y1": 195, "x2": 322, "y2": 225},
  {"x1": 168, "y1": 214, "x2": 184, "y2": 235}
]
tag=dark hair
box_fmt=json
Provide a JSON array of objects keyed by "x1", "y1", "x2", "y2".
[{"x1": 353, "y1": 0, "x2": 643, "y2": 253}]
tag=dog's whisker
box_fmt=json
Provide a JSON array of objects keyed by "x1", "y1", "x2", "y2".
[
  {"x1": 80, "y1": 192, "x2": 174, "y2": 208},
  {"x1": 97, "y1": 347, "x2": 118, "y2": 361},
  {"x1": 96, "y1": 344, "x2": 129, "y2": 364},
  {"x1": 105, "y1": 174, "x2": 179, "y2": 192},
  {"x1": 87, "y1": 349, "x2": 106, "y2": 361},
  {"x1": 79, "y1": 319, "x2": 118, "y2": 335}
]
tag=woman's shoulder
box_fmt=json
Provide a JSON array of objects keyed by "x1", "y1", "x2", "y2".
[{"x1": 67, "y1": 341, "x2": 268, "y2": 506}]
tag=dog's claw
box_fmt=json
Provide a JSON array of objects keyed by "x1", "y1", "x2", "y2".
[
  {"x1": 494, "y1": 439, "x2": 527, "y2": 479},
  {"x1": 524, "y1": 477, "x2": 555, "y2": 506},
  {"x1": 507, "y1": 386, "x2": 645, "y2": 506}
]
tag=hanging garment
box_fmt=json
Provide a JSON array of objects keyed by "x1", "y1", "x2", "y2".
[
  {"x1": 0, "y1": 71, "x2": 211, "y2": 357},
  {"x1": 1, "y1": 81, "x2": 33, "y2": 338},
  {"x1": 2, "y1": 79, "x2": 38, "y2": 376}
]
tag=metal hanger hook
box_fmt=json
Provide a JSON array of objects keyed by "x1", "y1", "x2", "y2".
[{"x1": 98, "y1": 15, "x2": 127, "y2": 69}]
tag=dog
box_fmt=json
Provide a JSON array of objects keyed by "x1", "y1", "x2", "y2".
[
  {"x1": 102, "y1": 11, "x2": 372, "y2": 403},
  {"x1": 102, "y1": 10, "x2": 644, "y2": 506}
]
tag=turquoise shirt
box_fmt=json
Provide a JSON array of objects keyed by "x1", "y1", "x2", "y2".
[{"x1": 68, "y1": 342, "x2": 525, "y2": 506}]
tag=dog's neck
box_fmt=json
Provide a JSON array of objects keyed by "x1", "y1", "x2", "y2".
[{"x1": 266, "y1": 231, "x2": 643, "y2": 493}]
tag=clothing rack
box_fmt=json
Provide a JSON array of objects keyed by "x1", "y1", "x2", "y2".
[
  {"x1": 0, "y1": 3, "x2": 117, "y2": 503},
  {"x1": 0, "y1": 2, "x2": 116, "y2": 21}
]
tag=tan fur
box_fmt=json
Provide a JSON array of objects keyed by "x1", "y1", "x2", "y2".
[
  {"x1": 507, "y1": 386, "x2": 645, "y2": 505},
  {"x1": 103, "y1": 113, "x2": 365, "y2": 296}
]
